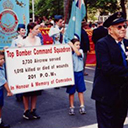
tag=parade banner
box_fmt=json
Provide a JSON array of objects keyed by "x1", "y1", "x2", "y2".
[
  {"x1": 85, "y1": 29, "x2": 96, "y2": 66},
  {"x1": 4, "y1": 44, "x2": 74, "y2": 94},
  {"x1": 40, "y1": 28, "x2": 53, "y2": 45},
  {"x1": 0, "y1": 0, "x2": 29, "y2": 49},
  {"x1": 40, "y1": 27, "x2": 96, "y2": 66}
]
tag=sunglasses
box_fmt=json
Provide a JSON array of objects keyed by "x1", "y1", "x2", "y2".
[{"x1": 116, "y1": 24, "x2": 127, "y2": 30}]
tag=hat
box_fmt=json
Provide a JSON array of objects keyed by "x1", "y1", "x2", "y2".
[
  {"x1": 97, "y1": 21, "x2": 103, "y2": 25},
  {"x1": 103, "y1": 12, "x2": 126, "y2": 28},
  {"x1": 54, "y1": 15, "x2": 62, "y2": 20},
  {"x1": 17, "y1": 24, "x2": 25, "y2": 29}
]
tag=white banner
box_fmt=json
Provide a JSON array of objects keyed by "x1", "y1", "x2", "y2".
[{"x1": 5, "y1": 44, "x2": 74, "y2": 94}]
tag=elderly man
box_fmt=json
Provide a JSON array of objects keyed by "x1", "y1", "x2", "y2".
[{"x1": 91, "y1": 12, "x2": 128, "y2": 128}]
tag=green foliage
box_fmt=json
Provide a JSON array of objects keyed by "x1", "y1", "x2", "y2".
[
  {"x1": 29, "y1": 0, "x2": 64, "y2": 18},
  {"x1": 29, "y1": 0, "x2": 126, "y2": 21},
  {"x1": 87, "y1": 0, "x2": 119, "y2": 15}
]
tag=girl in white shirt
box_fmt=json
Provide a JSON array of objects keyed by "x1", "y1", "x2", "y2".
[{"x1": 19, "y1": 22, "x2": 41, "y2": 120}]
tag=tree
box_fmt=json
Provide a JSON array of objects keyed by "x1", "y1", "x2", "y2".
[
  {"x1": 87, "y1": 0, "x2": 118, "y2": 15},
  {"x1": 86, "y1": 0, "x2": 127, "y2": 21},
  {"x1": 29, "y1": 0, "x2": 64, "y2": 19},
  {"x1": 29, "y1": 0, "x2": 127, "y2": 21},
  {"x1": 120, "y1": 0, "x2": 127, "y2": 18},
  {"x1": 64, "y1": 0, "x2": 71, "y2": 23}
]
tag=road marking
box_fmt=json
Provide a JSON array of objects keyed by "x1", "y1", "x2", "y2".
[
  {"x1": 85, "y1": 67, "x2": 95, "y2": 70},
  {"x1": 84, "y1": 80, "x2": 93, "y2": 84},
  {"x1": 79, "y1": 117, "x2": 128, "y2": 128},
  {"x1": 80, "y1": 123, "x2": 97, "y2": 128}
]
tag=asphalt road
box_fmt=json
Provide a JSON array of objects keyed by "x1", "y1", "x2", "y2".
[{"x1": 3, "y1": 66, "x2": 128, "y2": 128}]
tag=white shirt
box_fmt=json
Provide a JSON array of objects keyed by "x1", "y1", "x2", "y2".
[
  {"x1": 73, "y1": 49, "x2": 84, "y2": 72},
  {"x1": 48, "y1": 25, "x2": 61, "y2": 44},
  {"x1": 116, "y1": 40, "x2": 126, "y2": 53},
  {"x1": 0, "y1": 65, "x2": 6, "y2": 87},
  {"x1": 19, "y1": 36, "x2": 41, "y2": 47},
  {"x1": 11, "y1": 35, "x2": 23, "y2": 47}
]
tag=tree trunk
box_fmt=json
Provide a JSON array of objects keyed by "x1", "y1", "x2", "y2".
[
  {"x1": 120, "y1": 0, "x2": 126, "y2": 19},
  {"x1": 64, "y1": 0, "x2": 70, "y2": 23},
  {"x1": 85, "y1": 0, "x2": 87, "y2": 22}
]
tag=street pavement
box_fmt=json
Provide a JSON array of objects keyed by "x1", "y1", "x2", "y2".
[{"x1": 3, "y1": 66, "x2": 128, "y2": 128}]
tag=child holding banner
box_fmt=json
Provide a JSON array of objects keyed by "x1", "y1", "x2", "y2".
[
  {"x1": 0, "y1": 50, "x2": 12, "y2": 128},
  {"x1": 18, "y1": 22, "x2": 42, "y2": 120},
  {"x1": 67, "y1": 38, "x2": 86, "y2": 115}
]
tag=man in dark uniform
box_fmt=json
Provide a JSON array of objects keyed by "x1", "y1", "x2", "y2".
[
  {"x1": 92, "y1": 21, "x2": 108, "y2": 45},
  {"x1": 81, "y1": 21, "x2": 90, "y2": 76},
  {"x1": 91, "y1": 12, "x2": 128, "y2": 128}
]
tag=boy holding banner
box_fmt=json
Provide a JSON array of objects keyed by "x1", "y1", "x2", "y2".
[
  {"x1": 0, "y1": 51, "x2": 12, "y2": 128},
  {"x1": 67, "y1": 38, "x2": 86, "y2": 115}
]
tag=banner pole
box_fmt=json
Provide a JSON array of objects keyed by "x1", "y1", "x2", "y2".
[{"x1": 32, "y1": 0, "x2": 35, "y2": 22}]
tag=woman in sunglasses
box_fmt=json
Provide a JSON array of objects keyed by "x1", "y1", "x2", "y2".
[{"x1": 91, "y1": 12, "x2": 128, "y2": 128}]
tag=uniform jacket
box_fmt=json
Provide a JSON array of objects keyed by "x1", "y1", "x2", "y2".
[
  {"x1": 80, "y1": 28, "x2": 90, "y2": 53},
  {"x1": 91, "y1": 34, "x2": 128, "y2": 106},
  {"x1": 48, "y1": 25, "x2": 61, "y2": 44},
  {"x1": 92, "y1": 26, "x2": 108, "y2": 44},
  {"x1": 11, "y1": 35, "x2": 23, "y2": 47}
]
